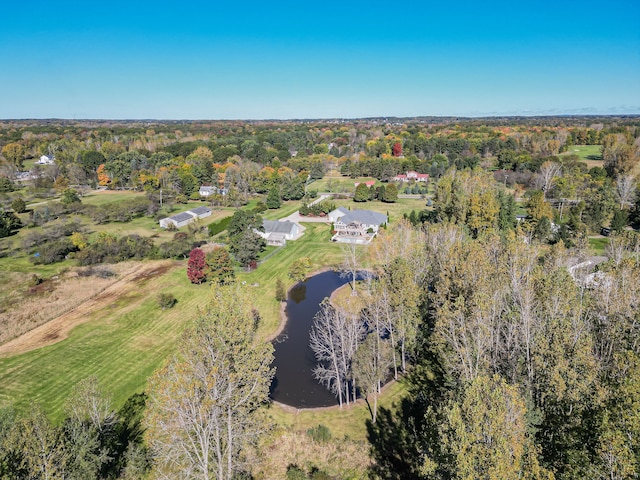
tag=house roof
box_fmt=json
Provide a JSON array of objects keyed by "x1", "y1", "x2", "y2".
[
  {"x1": 338, "y1": 209, "x2": 387, "y2": 226},
  {"x1": 199, "y1": 186, "x2": 216, "y2": 192},
  {"x1": 170, "y1": 212, "x2": 196, "y2": 223},
  {"x1": 267, "y1": 232, "x2": 287, "y2": 242},
  {"x1": 189, "y1": 206, "x2": 211, "y2": 216},
  {"x1": 330, "y1": 206, "x2": 350, "y2": 217},
  {"x1": 263, "y1": 220, "x2": 297, "y2": 235}
]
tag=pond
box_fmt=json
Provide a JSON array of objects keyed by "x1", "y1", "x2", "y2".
[{"x1": 270, "y1": 270, "x2": 356, "y2": 408}]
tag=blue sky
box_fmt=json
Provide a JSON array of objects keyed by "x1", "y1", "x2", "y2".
[{"x1": 1, "y1": 0, "x2": 639, "y2": 119}]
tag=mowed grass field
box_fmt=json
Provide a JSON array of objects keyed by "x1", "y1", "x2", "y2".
[
  {"x1": 0, "y1": 262, "x2": 209, "y2": 420},
  {"x1": 562, "y1": 145, "x2": 603, "y2": 169},
  {"x1": 308, "y1": 176, "x2": 379, "y2": 193},
  {"x1": 0, "y1": 190, "x2": 421, "y2": 437}
]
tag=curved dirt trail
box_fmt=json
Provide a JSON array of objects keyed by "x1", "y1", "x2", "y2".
[{"x1": 0, "y1": 261, "x2": 176, "y2": 357}]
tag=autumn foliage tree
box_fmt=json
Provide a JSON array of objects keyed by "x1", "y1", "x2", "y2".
[
  {"x1": 206, "y1": 246, "x2": 235, "y2": 284},
  {"x1": 392, "y1": 142, "x2": 402, "y2": 157},
  {"x1": 187, "y1": 248, "x2": 207, "y2": 284}
]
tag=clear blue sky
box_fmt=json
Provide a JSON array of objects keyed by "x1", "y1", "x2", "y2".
[{"x1": 1, "y1": 0, "x2": 639, "y2": 119}]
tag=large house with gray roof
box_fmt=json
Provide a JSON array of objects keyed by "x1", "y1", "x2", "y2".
[{"x1": 331, "y1": 209, "x2": 387, "y2": 244}]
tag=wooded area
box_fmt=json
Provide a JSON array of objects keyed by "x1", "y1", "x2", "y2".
[{"x1": 1, "y1": 116, "x2": 639, "y2": 479}]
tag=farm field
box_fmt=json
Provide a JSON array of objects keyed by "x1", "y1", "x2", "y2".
[{"x1": 0, "y1": 189, "x2": 422, "y2": 437}]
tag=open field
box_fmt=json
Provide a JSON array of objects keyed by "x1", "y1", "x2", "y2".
[
  {"x1": 0, "y1": 260, "x2": 209, "y2": 419},
  {"x1": 308, "y1": 176, "x2": 379, "y2": 193},
  {"x1": 562, "y1": 145, "x2": 603, "y2": 169},
  {"x1": 0, "y1": 189, "x2": 421, "y2": 437}
]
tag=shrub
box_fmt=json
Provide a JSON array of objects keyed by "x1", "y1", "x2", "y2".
[
  {"x1": 207, "y1": 216, "x2": 232, "y2": 236},
  {"x1": 0, "y1": 177, "x2": 15, "y2": 192},
  {"x1": 285, "y1": 465, "x2": 306, "y2": 480},
  {"x1": 253, "y1": 201, "x2": 268, "y2": 213},
  {"x1": 31, "y1": 238, "x2": 77, "y2": 264},
  {"x1": 306, "y1": 424, "x2": 331, "y2": 443},
  {"x1": 11, "y1": 197, "x2": 26, "y2": 213},
  {"x1": 275, "y1": 278, "x2": 286, "y2": 302},
  {"x1": 157, "y1": 293, "x2": 177, "y2": 310}
]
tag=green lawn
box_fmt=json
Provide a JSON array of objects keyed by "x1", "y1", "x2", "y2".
[
  {"x1": 0, "y1": 263, "x2": 211, "y2": 420},
  {"x1": 0, "y1": 194, "x2": 419, "y2": 436},
  {"x1": 562, "y1": 145, "x2": 603, "y2": 169},
  {"x1": 308, "y1": 176, "x2": 379, "y2": 194},
  {"x1": 589, "y1": 236, "x2": 609, "y2": 256},
  {"x1": 238, "y1": 222, "x2": 344, "y2": 339},
  {"x1": 80, "y1": 190, "x2": 147, "y2": 206},
  {"x1": 331, "y1": 196, "x2": 430, "y2": 223}
]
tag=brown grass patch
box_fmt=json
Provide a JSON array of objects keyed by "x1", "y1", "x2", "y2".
[
  {"x1": 254, "y1": 430, "x2": 371, "y2": 479},
  {"x1": 330, "y1": 281, "x2": 372, "y2": 317},
  {"x1": 0, "y1": 260, "x2": 179, "y2": 356}
]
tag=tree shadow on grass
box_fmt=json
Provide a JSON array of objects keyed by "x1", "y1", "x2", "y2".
[{"x1": 366, "y1": 355, "x2": 450, "y2": 480}]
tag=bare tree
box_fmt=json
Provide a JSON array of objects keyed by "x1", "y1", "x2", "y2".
[
  {"x1": 340, "y1": 242, "x2": 361, "y2": 294},
  {"x1": 615, "y1": 174, "x2": 636, "y2": 210},
  {"x1": 536, "y1": 161, "x2": 562, "y2": 198},
  {"x1": 606, "y1": 235, "x2": 626, "y2": 267},
  {"x1": 309, "y1": 299, "x2": 365, "y2": 407},
  {"x1": 352, "y1": 334, "x2": 393, "y2": 423}
]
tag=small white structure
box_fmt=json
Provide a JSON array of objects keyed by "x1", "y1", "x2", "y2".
[
  {"x1": 159, "y1": 206, "x2": 211, "y2": 229},
  {"x1": 37, "y1": 155, "x2": 55, "y2": 165},
  {"x1": 255, "y1": 220, "x2": 300, "y2": 246},
  {"x1": 199, "y1": 185, "x2": 228, "y2": 196},
  {"x1": 332, "y1": 209, "x2": 387, "y2": 244}
]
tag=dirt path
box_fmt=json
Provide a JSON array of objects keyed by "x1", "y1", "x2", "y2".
[{"x1": 0, "y1": 261, "x2": 177, "y2": 357}]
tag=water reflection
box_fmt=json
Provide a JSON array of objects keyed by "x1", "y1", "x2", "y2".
[
  {"x1": 270, "y1": 270, "x2": 352, "y2": 408},
  {"x1": 289, "y1": 284, "x2": 307, "y2": 304}
]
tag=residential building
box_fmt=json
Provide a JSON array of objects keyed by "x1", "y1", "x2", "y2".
[
  {"x1": 331, "y1": 209, "x2": 388, "y2": 244},
  {"x1": 255, "y1": 220, "x2": 300, "y2": 246},
  {"x1": 393, "y1": 171, "x2": 429, "y2": 182},
  {"x1": 37, "y1": 155, "x2": 54, "y2": 165}
]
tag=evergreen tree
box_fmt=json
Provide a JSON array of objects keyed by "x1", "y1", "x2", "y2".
[
  {"x1": 354, "y1": 183, "x2": 369, "y2": 202},
  {"x1": 266, "y1": 187, "x2": 281, "y2": 209}
]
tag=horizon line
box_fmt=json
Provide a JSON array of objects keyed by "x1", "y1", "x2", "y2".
[{"x1": 2, "y1": 113, "x2": 640, "y2": 123}]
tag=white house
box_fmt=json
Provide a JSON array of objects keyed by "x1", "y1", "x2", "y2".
[
  {"x1": 199, "y1": 185, "x2": 228, "y2": 196},
  {"x1": 160, "y1": 212, "x2": 196, "y2": 229},
  {"x1": 332, "y1": 209, "x2": 388, "y2": 244},
  {"x1": 189, "y1": 206, "x2": 212, "y2": 220},
  {"x1": 37, "y1": 155, "x2": 55, "y2": 165},
  {"x1": 255, "y1": 220, "x2": 300, "y2": 246},
  {"x1": 394, "y1": 171, "x2": 429, "y2": 182}
]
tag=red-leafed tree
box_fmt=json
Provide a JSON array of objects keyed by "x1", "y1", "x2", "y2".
[
  {"x1": 187, "y1": 248, "x2": 207, "y2": 284},
  {"x1": 392, "y1": 142, "x2": 403, "y2": 157}
]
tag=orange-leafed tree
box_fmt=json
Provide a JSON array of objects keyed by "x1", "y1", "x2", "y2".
[{"x1": 96, "y1": 164, "x2": 111, "y2": 187}]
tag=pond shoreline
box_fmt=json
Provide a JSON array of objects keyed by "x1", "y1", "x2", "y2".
[
  {"x1": 268, "y1": 267, "x2": 395, "y2": 413},
  {"x1": 265, "y1": 266, "x2": 335, "y2": 343}
]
